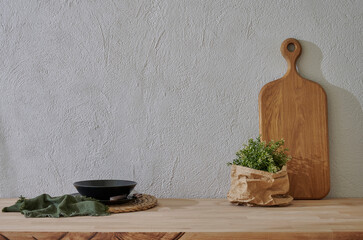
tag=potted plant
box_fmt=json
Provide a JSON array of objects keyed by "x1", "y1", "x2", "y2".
[{"x1": 227, "y1": 136, "x2": 293, "y2": 206}]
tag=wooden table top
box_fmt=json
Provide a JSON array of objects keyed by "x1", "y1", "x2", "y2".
[{"x1": 0, "y1": 198, "x2": 362, "y2": 239}]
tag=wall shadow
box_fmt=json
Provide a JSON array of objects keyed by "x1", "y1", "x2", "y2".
[
  {"x1": 0, "y1": 117, "x2": 17, "y2": 198},
  {"x1": 296, "y1": 40, "x2": 363, "y2": 198}
]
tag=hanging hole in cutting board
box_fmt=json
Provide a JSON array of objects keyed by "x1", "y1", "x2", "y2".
[{"x1": 287, "y1": 43, "x2": 295, "y2": 52}]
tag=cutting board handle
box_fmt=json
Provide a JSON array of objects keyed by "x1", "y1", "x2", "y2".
[{"x1": 280, "y1": 38, "x2": 302, "y2": 76}]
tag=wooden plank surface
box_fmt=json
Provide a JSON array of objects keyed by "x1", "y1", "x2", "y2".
[
  {"x1": 259, "y1": 38, "x2": 330, "y2": 199},
  {"x1": 0, "y1": 198, "x2": 363, "y2": 239},
  {"x1": 1, "y1": 232, "x2": 363, "y2": 240}
]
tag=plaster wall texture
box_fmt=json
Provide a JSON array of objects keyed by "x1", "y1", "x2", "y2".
[{"x1": 0, "y1": 0, "x2": 362, "y2": 198}]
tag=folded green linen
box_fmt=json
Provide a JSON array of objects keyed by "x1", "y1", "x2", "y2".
[{"x1": 2, "y1": 194, "x2": 109, "y2": 218}]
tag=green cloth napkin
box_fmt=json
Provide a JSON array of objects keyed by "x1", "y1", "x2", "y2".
[{"x1": 2, "y1": 194, "x2": 110, "y2": 218}]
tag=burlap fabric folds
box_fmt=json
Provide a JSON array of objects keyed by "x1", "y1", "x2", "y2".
[{"x1": 227, "y1": 165, "x2": 293, "y2": 206}]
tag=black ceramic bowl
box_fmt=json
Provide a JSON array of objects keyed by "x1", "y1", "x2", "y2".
[{"x1": 73, "y1": 180, "x2": 137, "y2": 200}]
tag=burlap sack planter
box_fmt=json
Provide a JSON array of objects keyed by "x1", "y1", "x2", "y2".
[{"x1": 227, "y1": 165, "x2": 293, "y2": 206}]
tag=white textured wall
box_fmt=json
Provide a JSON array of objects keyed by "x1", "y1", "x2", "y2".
[{"x1": 0, "y1": 0, "x2": 362, "y2": 198}]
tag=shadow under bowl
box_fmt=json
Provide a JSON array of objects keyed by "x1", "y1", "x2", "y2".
[{"x1": 73, "y1": 180, "x2": 137, "y2": 200}]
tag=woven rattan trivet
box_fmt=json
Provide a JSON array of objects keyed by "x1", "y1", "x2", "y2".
[{"x1": 108, "y1": 194, "x2": 157, "y2": 213}]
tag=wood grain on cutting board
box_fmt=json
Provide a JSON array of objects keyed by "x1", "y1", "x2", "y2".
[{"x1": 259, "y1": 38, "x2": 330, "y2": 199}]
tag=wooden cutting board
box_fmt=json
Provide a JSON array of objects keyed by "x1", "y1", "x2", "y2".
[{"x1": 259, "y1": 38, "x2": 330, "y2": 199}]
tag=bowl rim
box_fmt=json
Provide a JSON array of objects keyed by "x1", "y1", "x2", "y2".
[{"x1": 73, "y1": 179, "x2": 137, "y2": 188}]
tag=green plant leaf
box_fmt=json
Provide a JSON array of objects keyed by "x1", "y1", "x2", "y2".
[{"x1": 228, "y1": 136, "x2": 291, "y2": 173}]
